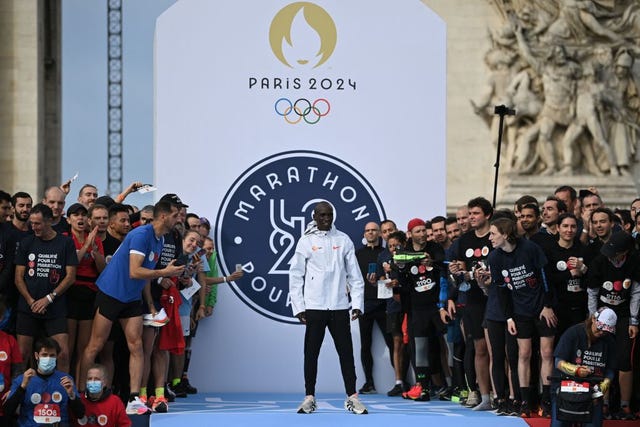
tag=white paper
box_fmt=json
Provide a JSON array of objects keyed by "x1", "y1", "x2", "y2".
[
  {"x1": 377, "y1": 279, "x2": 393, "y2": 299},
  {"x1": 137, "y1": 184, "x2": 158, "y2": 194},
  {"x1": 180, "y1": 277, "x2": 202, "y2": 300}
]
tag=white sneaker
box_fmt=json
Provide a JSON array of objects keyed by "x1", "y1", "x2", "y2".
[
  {"x1": 143, "y1": 308, "x2": 169, "y2": 327},
  {"x1": 464, "y1": 390, "x2": 480, "y2": 407},
  {"x1": 472, "y1": 399, "x2": 492, "y2": 411},
  {"x1": 345, "y1": 394, "x2": 368, "y2": 414},
  {"x1": 126, "y1": 396, "x2": 152, "y2": 415},
  {"x1": 297, "y1": 395, "x2": 316, "y2": 414}
]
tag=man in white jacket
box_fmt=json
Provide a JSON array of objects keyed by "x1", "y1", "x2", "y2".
[{"x1": 289, "y1": 201, "x2": 367, "y2": 415}]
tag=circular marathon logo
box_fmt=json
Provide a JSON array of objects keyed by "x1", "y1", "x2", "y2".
[{"x1": 216, "y1": 151, "x2": 385, "y2": 324}]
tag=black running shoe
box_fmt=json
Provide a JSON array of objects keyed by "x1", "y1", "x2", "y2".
[
  {"x1": 387, "y1": 384, "x2": 403, "y2": 397},
  {"x1": 358, "y1": 382, "x2": 377, "y2": 394}
]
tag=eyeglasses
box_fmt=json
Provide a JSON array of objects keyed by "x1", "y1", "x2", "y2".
[{"x1": 365, "y1": 229, "x2": 378, "y2": 232}]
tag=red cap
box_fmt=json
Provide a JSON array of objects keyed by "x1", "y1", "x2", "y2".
[{"x1": 407, "y1": 218, "x2": 426, "y2": 232}]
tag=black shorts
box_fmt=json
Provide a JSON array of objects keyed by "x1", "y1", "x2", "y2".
[
  {"x1": 66, "y1": 285, "x2": 97, "y2": 320},
  {"x1": 95, "y1": 290, "x2": 143, "y2": 322},
  {"x1": 16, "y1": 312, "x2": 67, "y2": 337},
  {"x1": 411, "y1": 307, "x2": 445, "y2": 338},
  {"x1": 386, "y1": 312, "x2": 404, "y2": 337},
  {"x1": 514, "y1": 314, "x2": 556, "y2": 339},
  {"x1": 462, "y1": 301, "x2": 487, "y2": 340}
]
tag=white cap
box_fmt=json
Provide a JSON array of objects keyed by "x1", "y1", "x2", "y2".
[{"x1": 595, "y1": 307, "x2": 617, "y2": 334}]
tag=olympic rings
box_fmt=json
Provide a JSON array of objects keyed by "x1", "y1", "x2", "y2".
[{"x1": 274, "y1": 98, "x2": 331, "y2": 124}]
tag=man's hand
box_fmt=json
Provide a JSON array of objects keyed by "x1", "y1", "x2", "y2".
[
  {"x1": 228, "y1": 270, "x2": 244, "y2": 281},
  {"x1": 507, "y1": 318, "x2": 517, "y2": 336},
  {"x1": 439, "y1": 308, "x2": 450, "y2": 324},
  {"x1": 21, "y1": 369, "x2": 36, "y2": 389},
  {"x1": 60, "y1": 376, "x2": 76, "y2": 399},
  {"x1": 60, "y1": 179, "x2": 72, "y2": 195},
  {"x1": 629, "y1": 325, "x2": 638, "y2": 339},
  {"x1": 296, "y1": 312, "x2": 306, "y2": 324},
  {"x1": 162, "y1": 259, "x2": 186, "y2": 278},
  {"x1": 351, "y1": 309, "x2": 362, "y2": 321},
  {"x1": 447, "y1": 299, "x2": 456, "y2": 320}
]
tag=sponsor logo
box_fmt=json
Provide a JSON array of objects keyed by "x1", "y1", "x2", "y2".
[{"x1": 215, "y1": 151, "x2": 385, "y2": 323}]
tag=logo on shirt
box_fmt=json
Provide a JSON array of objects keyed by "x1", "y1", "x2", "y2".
[{"x1": 215, "y1": 150, "x2": 385, "y2": 324}]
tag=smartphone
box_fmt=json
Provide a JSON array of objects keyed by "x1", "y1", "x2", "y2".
[
  {"x1": 175, "y1": 254, "x2": 190, "y2": 266},
  {"x1": 368, "y1": 263, "x2": 377, "y2": 275},
  {"x1": 235, "y1": 263, "x2": 243, "y2": 273}
]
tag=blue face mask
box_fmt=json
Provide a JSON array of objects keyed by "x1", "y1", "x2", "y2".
[
  {"x1": 86, "y1": 380, "x2": 103, "y2": 394},
  {"x1": 37, "y1": 357, "x2": 56, "y2": 374}
]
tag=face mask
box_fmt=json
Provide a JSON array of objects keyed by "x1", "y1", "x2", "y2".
[
  {"x1": 86, "y1": 380, "x2": 103, "y2": 394},
  {"x1": 37, "y1": 357, "x2": 56, "y2": 374}
]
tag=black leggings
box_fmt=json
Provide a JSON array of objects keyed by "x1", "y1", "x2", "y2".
[
  {"x1": 304, "y1": 309, "x2": 357, "y2": 396},
  {"x1": 486, "y1": 319, "x2": 520, "y2": 400}
]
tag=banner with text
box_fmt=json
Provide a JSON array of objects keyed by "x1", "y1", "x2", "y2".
[{"x1": 155, "y1": 0, "x2": 446, "y2": 392}]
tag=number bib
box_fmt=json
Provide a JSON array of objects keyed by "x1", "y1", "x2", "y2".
[{"x1": 33, "y1": 403, "x2": 61, "y2": 424}]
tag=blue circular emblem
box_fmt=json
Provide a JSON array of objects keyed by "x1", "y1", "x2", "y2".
[{"x1": 215, "y1": 150, "x2": 385, "y2": 324}]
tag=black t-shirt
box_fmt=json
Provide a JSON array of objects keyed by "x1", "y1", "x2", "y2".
[
  {"x1": 585, "y1": 251, "x2": 640, "y2": 317},
  {"x1": 452, "y1": 230, "x2": 492, "y2": 305},
  {"x1": 546, "y1": 241, "x2": 587, "y2": 310},
  {"x1": 102, "y1": 231, "x2": 123, "y2": 258},
  {"x1": 151, "y1": 230, "x2": 183, "y2": 301},
  {"x1": 488, "y1": 237, "x2": 550, "y2": 319},
  {"x1": 52, "y1": 217, "x2": 71, "y2": 235},
  {"x1": 15, "y1": 233, "x2": 78, "y2": 319},
  {"x1": 355, "y1": 244, "x2": 385, "y2": 303}
]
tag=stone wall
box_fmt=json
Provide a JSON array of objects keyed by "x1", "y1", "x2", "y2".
[{"x1": 0, "y1": 0, "x2": 60, "y2": 198}]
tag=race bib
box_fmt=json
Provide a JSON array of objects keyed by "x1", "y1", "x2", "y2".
[
  {"x1": 33, "y1": 403, "x2": 61, "y2": 424},
  {"x1": 560, "y1": 380, "x2": 589, "y2": 393}
]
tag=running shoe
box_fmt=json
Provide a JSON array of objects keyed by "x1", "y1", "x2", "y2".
[
  {"x1": 143, "y1": 308, "x2": 170, "y2": 327},
  {"x1": 464, "y1": 390, "x2": 480, "y2": 407},
  {"x1": 403, "y1": 384, "x2": 430, "y2": 401},
  {"x1": 472, "y1": 399, "x2": 492, "y2": 411},
  {"x1": 152, "y1": 396, "x2": 169, "y2": 413},
  {"x1": 538, "y1": 399, "x2": 551, "y2": 418},
  {"x1": 358, "y1": 382, "x2": 377, "y2": 394},
  {"x1": 164, "y1": 384, "x2": 176, "y2": 402},
  {"x1": 495, "y1": 399, "x2": 508, "y2": 416},
  {"x1": 171, "y1": 381, "x2": 188, "y2": 398},
  {"x1": 126, "y1": 396, "x2": 152, "y2": 415},
  {"x1": 614, "y1": 405, "x2": 636, "y2": 420},
  {"x1": 508, "y1": 399, "x2": 520, "y2": 417},
  {"x1": 519, "y1": 400, "x2": 531, "y2": 418},
  {"x1": 180, "y1": 377, "x2": 198, "y2": 394},
  {"x1": 438, "y1": 386, "x2": 454, "y2": 401},
  {"x1": 387, "y1": 383, "x2": 403, "y2": 397},
  {"x1": 344, "y1": 394, "x2": 368, "y2": 414},
  {"x1": 297, "y1": 395, "x2": 316, "y2": 414}
]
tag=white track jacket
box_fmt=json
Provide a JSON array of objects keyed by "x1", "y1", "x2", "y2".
[{"x1": 289, "y1": 225, "x2": 364, "y2": 316}]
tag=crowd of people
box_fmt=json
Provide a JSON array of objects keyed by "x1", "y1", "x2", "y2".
[
  {"x1": 337, "y1": 185, "x2": 640, "y2": 422},
  {"x1": 2, "y1": 178, "x2": 640, "y2": 423},
  {"x1": 0, "y1": 181, "x2": 239, "y2": 425}
]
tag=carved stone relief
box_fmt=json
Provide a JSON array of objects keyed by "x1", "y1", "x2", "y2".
[{"x1": 474, "y1": 0, "x2": 640, "y2": 177}]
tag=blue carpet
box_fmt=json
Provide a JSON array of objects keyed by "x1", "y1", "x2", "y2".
[{"x1": 149, "y1": 393, "x2": 530, "y2": 427}]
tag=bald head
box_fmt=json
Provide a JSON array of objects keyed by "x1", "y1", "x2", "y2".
[{"x1": 43, "y1": 186, "x2": 66, "y2": 220}]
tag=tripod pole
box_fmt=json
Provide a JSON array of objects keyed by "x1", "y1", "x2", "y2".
[{"x1": 491, "y1": 105, "x2": 515, "y2": 208}]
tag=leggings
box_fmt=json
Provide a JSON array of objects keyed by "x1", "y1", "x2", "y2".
[{"x1": 486, "y1": 319, "x2": 520, "y2": 400}]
